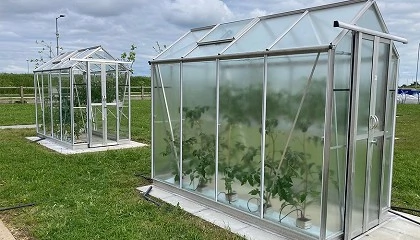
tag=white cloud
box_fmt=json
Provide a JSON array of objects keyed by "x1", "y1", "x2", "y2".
[{"x1": 163, "y1": 0, "x2": 234, "y2": 28}]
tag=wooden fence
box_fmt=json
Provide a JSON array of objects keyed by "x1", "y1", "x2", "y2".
[{"x1": 0, "y1": 86, "x2": 151, "y2": 103}]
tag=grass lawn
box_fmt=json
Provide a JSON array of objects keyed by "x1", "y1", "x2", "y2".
[
  {"x1": 0, "y1": 100, "x2": 242, "y2": 240},
  {"x1": 0, "y1": 101, "x2": 419, "y2": 239},
  {"x1": 0, "y1": 103, "x2": 35, "y2": 125},
  {"x1": 392, "y1": 104, "x2": 420, "y2": 214}
]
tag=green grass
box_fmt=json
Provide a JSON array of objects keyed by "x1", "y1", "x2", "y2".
[
  {"x1": 1, "y1": 102, "x2": 419, "y2": 239},
  {"x1": 0, "y1": 100, "x2": 242, "y2": 239},
  {"x1": 392, "y1": 104, "x2": 420, "y2": 214},
  {"x1": 0, "y1": 104, "x2": 36, "y2": 125}
]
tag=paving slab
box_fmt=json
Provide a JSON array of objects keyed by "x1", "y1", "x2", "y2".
[
  {"x1": 26, "y1": 136, "x2": 147, "y2": 154},
  {"x1": 137, "y1": 184, "x2": 287, "y2": 240},
  {"x1": 0, "y1": 124, "x2": 36, "y2": 129},
  {"x1": 0, "y1": 220, "x2": 15, "y2": 240},
  {"x1": 139, "y1": 185, "x2": 420, "y2": 240}
]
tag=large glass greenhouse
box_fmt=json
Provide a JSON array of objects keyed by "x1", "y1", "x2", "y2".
[
  {"x1": 150, "y1": 0, "x2": 407, "y2": 239},
  {"x1": 34, "y1": 46, "x2": 131, "y2": 149}
]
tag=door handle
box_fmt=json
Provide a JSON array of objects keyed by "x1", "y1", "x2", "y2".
[{"x1": 371, "y1": 138, "x2": 378, "y2": 145}]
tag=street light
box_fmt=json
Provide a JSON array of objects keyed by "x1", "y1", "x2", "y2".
[
  {"x1": 26, "y1": 59, "x2": 29, "y2": 73},
  {"x1": 55, "y1": 14, "x2": 65, "y2": 56}
]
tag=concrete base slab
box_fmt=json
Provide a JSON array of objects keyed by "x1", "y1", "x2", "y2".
[
  {"x1": 137, "y1": 185, "x2": 287, "y2": 240},
  {"x1": 27, "y1": 136, "x2": 147, "y2": 154},
  {"x1": 0, "y1": 220, "x2": 15, "y2": 240},
  {"x1": 138, "y1": 185, "x2": 420, "y2": 240},
  {"x1": 355, "y1": 213, "x2": 420, "y2": 240},
  {"x1": 0, "y1": 124, "x2": 36, "y2": 130}
]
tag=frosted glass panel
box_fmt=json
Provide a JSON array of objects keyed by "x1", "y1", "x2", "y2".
[
  {"x1": 357, "y1": 39, "x2": 373, "y2": 135},
  {"x1": 309, "y1": 2, "x2": 365, "y2": 44},
  {"x1": 265, "y1": 53, "x2": 327, "y2": 238},
  {"x1": 271, "y1": 15, "x2": 320, "y2": 50},
  {"x1": 351, "y1": 140, "x2": 368, "y2": 234},
  {"x1": 368, "y1": 137, "x2": 383, "y2": 224},
  {"x1": 224, "y1": 14, "x2": 300, "y2": 54},
  {"x1": 375, "y1": 43, "x2": 390, "y2": 130},
  {"x1": 217, "y1": 58, "x2": 263, "y2": 217},
  {"x1": 200, "y1": 19, "x2": 252, "y2": 43},
  {"x1": 181, "y1": 61, "x2": 217, "y2": 199},
  {"x1": 157, "y1": 29, "x2": 211, "y2": 60},
  {"x1": 357, "y1": 6, "x2": 386, "y2": 32},
  {"x1": 153, "y1": 64, "x2": 181, "y2": 185}
]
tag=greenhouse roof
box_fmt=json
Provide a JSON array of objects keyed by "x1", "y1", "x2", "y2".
[
  {"x1": 153, "y1": 0, "x2": 388, "y2": 62},
  {"x1": 34, "y1": 46, "x2": 126, "y2": 72}
]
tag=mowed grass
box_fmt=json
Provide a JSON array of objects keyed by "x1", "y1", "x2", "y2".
[
  {"x1": 392, "y1": 104, "x2": 420, "y2": 214},
  {"x1": 0, "y1": 100, "x2": 242, "y2": 240},
  {"x1": 0, "y1": 103, "x2": 35, "y2": 125}
]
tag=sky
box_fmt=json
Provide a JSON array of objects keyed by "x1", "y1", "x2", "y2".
[{"x1": 0, "y1": 0, "x2": 418, "y2": 85}]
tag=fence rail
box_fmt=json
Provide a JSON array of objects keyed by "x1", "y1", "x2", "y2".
[{"x1": 0, "y1": 86, "x2": 151, "y2": 103}]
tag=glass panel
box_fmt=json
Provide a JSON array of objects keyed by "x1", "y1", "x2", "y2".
[
  {"x1": 185, "y1": 43, "x2": 229, "y2": 58},
  {"x1": 217, "y1": 58, "x2": 263, "y2": 216},
  {"x1": 351, "y1": 139, "x2": 368, "y2": 234},
  {"x1": 357, "y1": 39, "x2": 374, "y2": 136},
  {"x1": 35, "y1": 74, "x2": 43, "y2": 134},
  {"x1": 105, "y1": 65, "x2": 117, "y2": 145},
  {"x1": 61, "y1": 71, "x2": 72, "y2": 143},
  {"x1": 43, "y1": 73, "x2": 52, "y2": 136},
  {"x1": 265, "y1": 53, "x2": 327, "y2": 238},
  {"x1": 181, "y1": 61, "x2": 216, "y2": 199},
  {"x1": 326, "y1": 33, "x2": 352, "y2": 237},
  {"x1": 156, "y1": 29, "x2": 211, "y2": 60},
  {"x1": 153, "y1": 63, "x2": 181, "y2": 185},
  {"x1": 375, "y1": 43, "x2": 390, "y2": 131},
  {"x1": 200, "y1": 19, "x2": 252, "y2": 43},
  {"x1": 72, "y1": 70, "x2": 88, "y2": 144},
  {"x1": 368, "y1": 136, "x2": 383, "y2": 224},
  {"x1": 224, "y1": 14, "x2": 301, "y2": 54},
  {"x1": 308, "y1": 2, "x2": 365, "y2": 45},
  {"x1": 357, "y1": 6, "x2": 386, "y2": 33},
  {"x1": 118, "y1": 70, "x2": 130, "y2": 140},
  {"x1": 271, "y1": 15, "x2": 320, "y2": 50},
  {"x1": 90, "y1": 68, "x2": 104, "y2": 146},
  {"x1": 381, "y1": 53, "x2": 398, "y2": 210},
  {"x1": 51, "y1": 72, "x2": 61, "y2": 140},
  {"x1": 107, "y1": 105, "x2": 118, "y2": 142}
]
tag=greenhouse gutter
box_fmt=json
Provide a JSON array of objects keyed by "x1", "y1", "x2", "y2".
[{"x1": 150, "y1": 45, "x2": 332, "y2": 64}]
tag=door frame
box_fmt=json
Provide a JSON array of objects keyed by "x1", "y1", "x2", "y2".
[
  {"x1": 87, "y1": 62, "x2": 119, "y2": 148},
  {"x1": 344, "y1": 32, "x2": 390, "y2": 239},
  {"x1": 344, "y1": 31, "x2": 392, "y2": 239}
]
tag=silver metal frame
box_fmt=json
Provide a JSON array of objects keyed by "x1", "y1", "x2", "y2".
[
  {"x1": 320, "y1": 49, "x2": 335, "y2": 240},
  {"x1": 215, "y1": 59, "x2": 220, "y2": 201},
  {"x1": 343, "y1": 31, "x2": 362, "y2": 240},
  {"x1": 334, "y1": 21, "x2": 408, "y2": 44},
  {"x1": 179, "y1": 62, "x2": 183, "y2": 188},
  {"x1": 260, "y1": 55, "x2": 268, "y2": 219}
]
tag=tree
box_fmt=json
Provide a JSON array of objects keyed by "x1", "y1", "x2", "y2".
[
  {"x1": 120, "y1": 44, "x2": 137, "y2": 73},
  {"x1": 153, "y1": 41, "x2": 166, "y2": 54}
]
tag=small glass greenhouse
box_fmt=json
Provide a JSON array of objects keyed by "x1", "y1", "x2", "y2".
[
  {"x1": 34, "y1": 46, "x2": 131, "y2": 149},
  {"x1": 150, "y1": 0, "x2": 407, "y2": 239}
]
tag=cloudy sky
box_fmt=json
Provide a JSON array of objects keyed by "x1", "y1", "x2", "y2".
[{"x1": 0, "y1": 0, "x2": 418, "y2": 85}]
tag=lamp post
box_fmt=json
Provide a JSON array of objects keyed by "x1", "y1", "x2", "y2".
[
  {"x1": 416, "y1": 42, "x2": 420, "y2": 103},
  {"x1": 55, "y1": 14, "x2": 65, "y2": 56},
  {"x1": 26, "y1": 59, "x2": 29, "y2": 73}
]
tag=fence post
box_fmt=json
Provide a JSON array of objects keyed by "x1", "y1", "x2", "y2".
[
  {"x1": 141, "y1": 86, "x2": 144, "y2": 100},
  {"x1": 20, "y1": 86, "x2": 24, "y2": 103}
]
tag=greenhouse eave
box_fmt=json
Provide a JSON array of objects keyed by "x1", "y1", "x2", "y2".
[{"x1": 149, "y1": 44, "x2": 332, "y2": 64}]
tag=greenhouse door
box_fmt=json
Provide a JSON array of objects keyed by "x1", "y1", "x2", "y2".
[
  {"x1": 346, "y1": 33, "x2": 391, "y2": 239},
  {"x1": 87, "y1": 62, "x2": 118, "y2": 148}
]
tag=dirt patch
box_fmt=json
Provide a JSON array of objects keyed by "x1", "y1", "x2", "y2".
[{"x1": 0, "y1": 214, "x2": 34, "y2": 240}]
